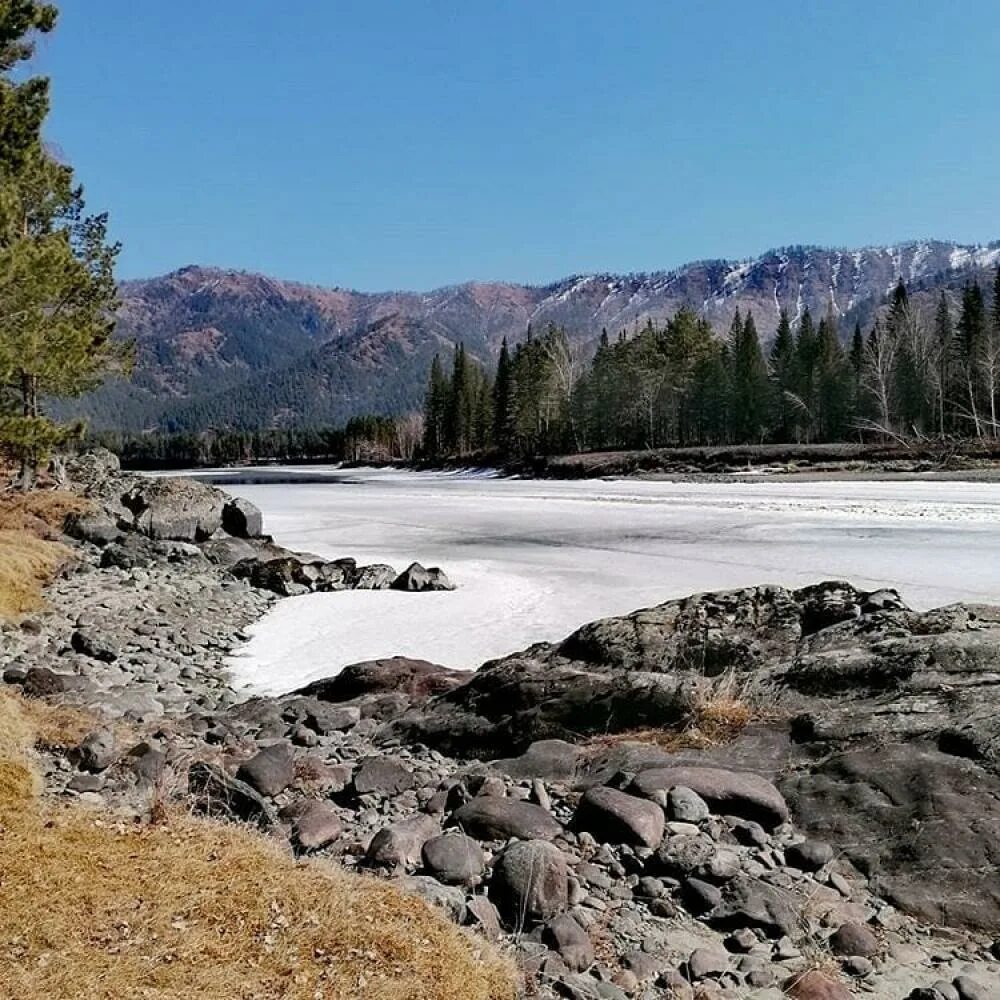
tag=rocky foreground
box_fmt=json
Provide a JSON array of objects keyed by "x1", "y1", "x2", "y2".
[{"x1": 3, "y1": 454, "x2": 1000, "y2": 1000}]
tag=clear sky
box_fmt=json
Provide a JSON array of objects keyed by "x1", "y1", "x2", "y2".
[{"x1": 32, "y1": 1, "x2": 1000, "y2": 290}]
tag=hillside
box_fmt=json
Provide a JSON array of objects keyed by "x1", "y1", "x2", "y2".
[{"x1": 75, "y1": 241, "x2": 1000, "y2": 432}]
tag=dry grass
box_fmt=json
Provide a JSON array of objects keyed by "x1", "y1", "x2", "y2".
[
  {"x1": 0, "y1": 692, "x2": 516, "y2": 1000},
  {"x1": 0, "y1": 489, "x2": 86, "y2": 618},
  {"x1": 585, "y1": 669, "x2": 766, "y2": 754}
]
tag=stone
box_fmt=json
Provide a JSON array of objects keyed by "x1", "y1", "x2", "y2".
[
  {"x1": 298, "y1": 656, "x2": 464, "y2": 703},
  {"x1": 573, "y1": 786, "x2": 665, "y2": 849},
  {"x1": 394, "y1": 875, "x2": 467, "y2": 923},
  {"x1": 289, "y1": 800, "x2": 343, "y2": 852},
  {"x1": 353, "y1": 755, "x2": 416, "y2": 797},
  {"x1": 491, "y1": 739, "x2": 583, "y2": 782},
  {"x1": 122, "y1": 476, "x2": 226, "y2": 542},
  {"x1": 490, "y1": 839, "x2": 570, "y2": 925},
  {"x1": 631, "y1": 766, "x2": 788, "y2": 829},
  {"x1": 188, "y1": 761, "x2": 281, "y2": 834},
  {"x1": 686, "y1": 947, "x2": 728, "y2": 980},
  {"x1": 71, "y1": 628, "x2": 119, "y2": 662},
  {"x1": 828, "y1": 920, "x2": 879, "y2": 958},
  {"x1": 421, "y1": 832, "x2": 485, "y2": 885},
  {"x1": 708, "y1": 876, "x2": 800, "y2": 938},
  {"x1": 954, "y1": 977, "x2": 991, "y2": 1000},
  {"x1": 63, "y1": 510, "x2": 120, "y2": 546},
  {"x1": 222, "y1": 497, "x2": 263, "y2": 538},
  {"x1": 391, "y1": 562, "x2": 455, "y2": 592},
  {"x1": 75, "y1": 729, "x2": 117, "y2": 772},
  {"x1": 352, "y1": 564, "x2": 397, "y2": 590},
  {"x1": 466, "y1": 896, "x2": 503, "y2": 940},
  {"x1": 236, "y1": 743, "x2": 295, "y2": 798},
  {"x1": 543, "y1": 913, "x2": 594, "y2": 972},
  {"x1": 785, "y1": 839, "x2": 835, "y2": 872},
  {"x1": 452, "y1": 796, "x2": 562, "y2": 842},
  {"x1": 682, "y1": 877, "x2": 723, "y2": 914},
  {"x1": 783, "y1": 970, "x2": 854, "y2": 999},
  {"x1": 367, "y1": 814, "x2": 440, "y2": 868},
  {"x1": 667, "y1": 785, "x2": 710, "y2": 823}
]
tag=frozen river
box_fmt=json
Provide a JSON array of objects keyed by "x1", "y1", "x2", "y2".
[{"x1": 220, "y1": 468, "x2": 1000, "y2": 694}]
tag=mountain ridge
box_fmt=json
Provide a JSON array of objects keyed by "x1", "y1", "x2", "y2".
[{"x1": 78, "y1": 239, "x2": 1000, "y2": 433}]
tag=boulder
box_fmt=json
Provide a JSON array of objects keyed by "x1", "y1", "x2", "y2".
[
  {"x1": 490, "y1": 840, "x2": 569, "y2": 925},
  {"x1": 122, "y1": 476, "x2": 227, "y2": 542},
  {"x1": 785, "y1": 838, "x2": 835, "y2": 871},
  {"x1": 351, "y1": 563, "x2": 397, "y2": 590},
  {"x1": 75, "y1": 730, "x2": 117, "y2": 772},
  {"x1": 367, "y1": 814, "x2": 440, "y2": 869},
  {"x1": 667, "y1": 785, "x2": 710, "y2": 823},
  {"x1": 222, "y1": 497, "x2": 263, "y2": 538},
  {"x1": 285, "y1": 800, "x2": 343, "y2": 852},
  {"x1": 65, "y1": 448, "x2": 121, "y2": 488},
  {"x1": 352, "y1": 755, "x2": 415, "y2": 797},
  {"x1": 62, "y1": 510, "x2": 120, "y2": 546},
  {"x1": 70, "y1": 628, "x2": 119, "y2": 663},
  {"x1": 491, "y1": 739, "x2": 583, "y2": 782},
  {"x1": 394, "y1": 875, "x2": 467, "y2": 923},
  {"x1": 452, "y1": 797, "x2": 562, "y2": 841},
  {"x1": 573, "y1": 786, "x2": 664, "y2": 848},
  {"x1": 783, "y1": 970, "x2": 855, "y2": 1000},
  {"x1": 297, "y1": 657, "x2": 464, "y2": 703},
  {"x1": 828, "y1": 920, "x2": 879, "y2": 958},
  {"x1": 421, "y1": 832, "x2": 485, "y2": 885},
  {"x1": 543, "y1": 913, "x2": 594, "y2": 972},
  {"x1": 391, "y1": 562, "x2": 455, "y2": 592},
  {"x1": 235, "y1": 743, "x2": 295, "y2": 798},
  {"x1": 707, "y1": 876, "x2": 801, "y2": 938},
  {"x1": 630, "y1": 766, "x2": 789, "y2": 829}
]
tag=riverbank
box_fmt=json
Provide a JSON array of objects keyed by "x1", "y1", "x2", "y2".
[{"x1": 4, "y1": 454, "x2": 1000, "y2": 999}]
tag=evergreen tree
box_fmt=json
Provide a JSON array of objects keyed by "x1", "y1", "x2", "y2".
[
  {"x1": 768, "y1": 309, "x2": 797, "y2": 441},
  {"x1": 933, "y1": 292, "x2": 955, "y2": 435},
  {"x1": 492, "y1": 336, "x2": 513, "y2": 454},
  {"x1": 794, "y1": 308, "x2": 818, "y2": 440},
  {"x1": 728, "y1": 310, "x2": 769, "y2": 442},
  {"x1": 957, "y1": 281, "x2": 987, "y2": 436},
  {"x1": 421, "y1": 354, "x2": 448, "y2": 456},
  {"x1": 0, "y1": 2, "x2": 129, "y2": 486},
  {"x1": 815, "y1": 307, "x2": 852, "y2": 439}
]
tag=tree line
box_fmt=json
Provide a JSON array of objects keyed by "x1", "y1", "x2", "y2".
[
  {"x1": 92, "y1": 413, "x2": 425, "y2": 470},
  {"x1": 420, "y1": 271, "x2": 1000, "y2": 459}
]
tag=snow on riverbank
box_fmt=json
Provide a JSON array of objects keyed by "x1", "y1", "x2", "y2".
[{"x1": 224, "y1": 469, "x2": 1000, "y2": 695}]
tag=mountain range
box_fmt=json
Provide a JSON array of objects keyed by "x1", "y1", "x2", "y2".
[{"x1": 74, "y1": 240, "x2": 1000, "y2": 433}]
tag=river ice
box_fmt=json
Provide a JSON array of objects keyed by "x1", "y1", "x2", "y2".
[{"x1": 220, "y1": 468, "x2": 1000, "y2": 694}]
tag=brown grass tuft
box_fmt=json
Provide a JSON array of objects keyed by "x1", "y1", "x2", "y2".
[
  {"x1": 0, "y1": 488, "x2": 85, "y2": 618},
  {"x1": 0, "y1": 691, "x2": 516, "y2": 1000}
]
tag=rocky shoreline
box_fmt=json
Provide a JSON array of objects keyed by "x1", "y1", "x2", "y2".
[{"x1": 3, "y1": 453, "x2": 1000, "y2": 1000}]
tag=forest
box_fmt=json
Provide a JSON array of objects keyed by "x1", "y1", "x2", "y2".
[{"x1": 420, "y1": 272, "x2": 1000, "y2": 460}]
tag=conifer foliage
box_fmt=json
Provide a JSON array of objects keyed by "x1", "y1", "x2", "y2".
[
  {"x1": 0, "y1": 1, "x2": 129, "y2": 487},
  {"x1": 420, "y1": 272, "x2": 1000, "y2": 460}
]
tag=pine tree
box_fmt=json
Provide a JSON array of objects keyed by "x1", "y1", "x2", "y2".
[
  {"x1": 0, "y1": 3, "x2": 129, "y2": 486},
  {"x1": 728, "y1": 310, "x2": 769, "y2": 442},
  {"x1": 768, "y1": 309, "x2": 797, "y2": 441},
  {"x1": 815, "y1": 306, "x2": 851, "y2": 440},
  {"x1": 933, "y1": 293, "x2": 954, "y2": 435},
  {"x1": 957, "y1": 281, "x2": 987, "y2": 437},
  {"x1": 794, "y1": 308, "x2": 818, "y2": 440},
  {"x1": 421, "y1": 354, "x2": 448, "y2": 456},
  {"x1": 492, "y1": 337, "x2": 513, "y2": 454}
]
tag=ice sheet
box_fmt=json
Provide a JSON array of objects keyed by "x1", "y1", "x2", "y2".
[{"x1": 223, "y1": 469, "x2": 1000, "y2": 695}]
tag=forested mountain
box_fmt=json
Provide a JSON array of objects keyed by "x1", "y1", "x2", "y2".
[{"x1": 74, "y1": 242, "x2": 1000, "y2": 432}]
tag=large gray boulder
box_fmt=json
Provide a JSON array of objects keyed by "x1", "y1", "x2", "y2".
[
  {"x1": 490, "y1": 839, "x2": 569, "y2": 925},
  {"x1": 573, "y1": 786, "x2": 665, "y2": 848},
  {"x1": 452, "y1": 796, "x2": 562, "y2": 841},
  {"x1": 122, "y1": 476, "x2": 227, "y2": 542},
  {"x1": 222, "y1": 497, "x2": 263, "y2": 538}
]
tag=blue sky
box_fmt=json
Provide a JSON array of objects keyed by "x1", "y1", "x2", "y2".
[{"x1": 34, "y1": 1, "x2": 1000, "y2": 289}]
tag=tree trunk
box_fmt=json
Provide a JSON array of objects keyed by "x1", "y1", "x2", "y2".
[{"x1": 17, "y1": 371, "x2": 39, "y2": 491}]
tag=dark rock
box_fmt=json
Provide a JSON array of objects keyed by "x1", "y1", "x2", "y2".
[
  {"x1": 573, "y1": 786, "x2": 664, "y2": 848},
  {"x1": 127, "y1": 742, "x2": 167, "y2": 785},
  {"x1": 75, "y1": 730, "x2": 117, "y2": 772},
  {"x1": 783, "y1": 970, "x2": 854, "y2": 999},
  {"x1": 630, "y1": 765, "x2": 788, "y2": 829},
  {"x1": 188, "y1": 761, "x2": 281, "y2": 834},
  {"x1": 231, "y1": 554, "x2": 314, "y2": 596},
  {"x1": 491, "y1": 739, "x2": 583, "y2": 782},
  {"x1": 235, "y1": 743, "x2": 295, "y2": 798},
  {"x1": 682, "y1": 876, "x2": 723, "y2": 914},
  {"x1": 490, "y1": 839, "x2": 569, "y2": 925},
  {"x1": 22, "y1": 666, "x2": 75, "y2": 698},
  {"x1": 452, "y1": 796, "x2": 562, "y2": 841},
  {"x1": 667, "y1": 785, "x2": 710, "y2": 823},
  {"x1": 222, "y1": 497, "x2": 263, "y2": 538},
  {"x1": 785, "y1": 839, "x2": 835, "y2": 871},
  {"x1": 71, "y1": 628, "x2": 118, "y2": 663},
  {"x1": 63, "y1": 510, "x2": 120, "y2": 546},
  {"x1": 367, "y1": 814, "x2": 440, "y2": 868},
  {"x1": 829, "y1": 920, "x2": 879, "y2": 958},
  {"x1": 708, "y1": 876, "x2": 800, "y2": 938},
  {"x1": 953, "y1": 976, "x2": 991, "y2": 1000},
  {"x1": 394, "y1": 875, "x2": 467, "y2": 923},
  {"x1": 543, "y1": 913, "x2": 594, "y2": 972},
  {"x1": 391, "y1": 562, "x2": 455, "y2": 592},
  {"x1": 686, "y1": 947, "x2": 728, "y2": 980},
  {"x1": 286, "y1": 800, "x2": 343, "y2": 852},
  {"x1": 297, "y1": 656, "x2": 464, "y2": 704},
  {"x1": 466, "y1": 896, "x2": 503, "y2": 940},
  {"x1": 421, "y1": 832, "x2": 485, "y2": 885},
  {"x1": 353, "y1": 755, "x2": 416, "y2": 797},
  {"x1": 649, "y1": 834, "x2": 715, "y2": 879},
  {"x1": 100, "y1": 537, "x2": 154, "y2": 570}
]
